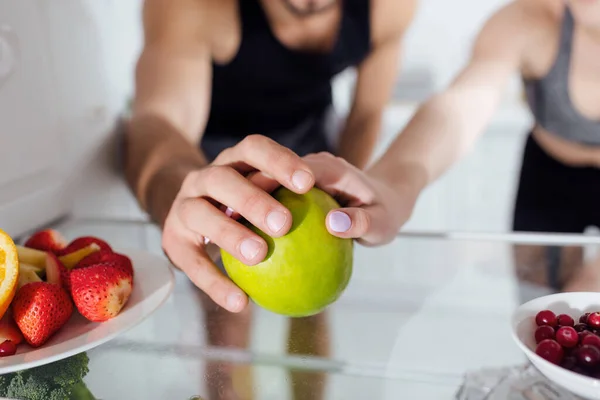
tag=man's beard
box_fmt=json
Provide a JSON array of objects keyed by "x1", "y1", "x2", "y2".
[{"x1": 281, "y1": 0, "x2": 338, "y2": 17}]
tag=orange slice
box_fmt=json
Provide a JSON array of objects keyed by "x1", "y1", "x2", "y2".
[{"x1": 0, "y1": 229, "x2": 19, "y2": 320}]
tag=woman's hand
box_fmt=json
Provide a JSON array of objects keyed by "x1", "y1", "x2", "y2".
[
  {"x1": 161, "y1": 135, "x2": 315, "y2": 312},
  {"x1": 303, "y1": 152, "x2": 426, "y2": 246}
]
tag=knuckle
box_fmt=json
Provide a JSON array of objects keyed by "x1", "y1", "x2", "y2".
[
  {"x1": 213, "y1": 147, "x2": 233, "y2": 164},
  {"x1": 181, "y1": 170, "x2": 200, "y2": 191},
  {"x1": 214, "y1": 220, "x2": 244, "y2": 248},
  {"x1": 177, "y1": 198, "x2": 196, "y2": 222},
  {"x1": 334, "y1": 155, "x2": 349, "y2": 165},
  {"x1": 242, "y1": 134, "x2": 269, "y2": 152},
  {"x1": 355, "y1": 210, "x2": 372, "y2": 234},
  {"x1": 188, "y1": 256, "x2": 212, "y2": 285},
  {"x1": 243, "y1": 190, "x2": 270, "y2": 217},
  {"x1": 204, "y1": 165, "x2": 233, "y2": 188}
]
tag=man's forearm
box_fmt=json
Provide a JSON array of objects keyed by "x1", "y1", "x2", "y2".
[
  {"x1": 124, "y1": 114, "x2": 207, "y2": 227},
  {"x1": 337, "y1": 114, "x2": 382, "y2": 170}
]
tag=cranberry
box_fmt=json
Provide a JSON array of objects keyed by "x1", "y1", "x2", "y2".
[
  {"x1": 0, "y1": 340, "x2": 16, "y2": 357},
  {"x1": 589, "y1": 369, "x2": 600, "y2": 379},
  {"x1": 580, "y1": 313, "x2": 591, "y2": 324},
  {"x1": 587, "y1": 313, "x2": 600, "y2": 328},
  {"x1": 582, "y1": 334, "x2": 600, "y2": 349},
  {"x1": 579, "y1": 331, "x2": 593, "y2": 342},
  {"x1": 574, "y1": 323, "x2": 589, "y2": 332},
  {"x1": 556, "y1": 326, "x2": 579, "y2": 348},
  {"x1": 557, "y1": 314, "x2": 575, "y2": 327},
  {"x1": 536, "y1": 339, "x2": 564, "y2": 364},
  {"x1": 561, "y1": 355, "x2": 578, "y2": 370},
  {"x1": 576, "y1": 345, "x2": 600, "y2": 367},
  {"x1": 535, "y1": 325, "x2": 555, "y2": 343},
  {"x1": 536, "y1": 310, "x2": 558, "y2": 327}
]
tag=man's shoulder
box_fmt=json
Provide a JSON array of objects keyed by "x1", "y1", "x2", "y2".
[
  {"x1": 142, "y1": 0, "x2": 239, "y2": 54},
  {"x1": 369, "y1": 0, "x2": 417, "y2": 45}
]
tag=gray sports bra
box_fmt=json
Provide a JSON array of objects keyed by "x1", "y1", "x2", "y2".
[{"x1": 524, "y1": 7, "x2": 600, "y2": 145}]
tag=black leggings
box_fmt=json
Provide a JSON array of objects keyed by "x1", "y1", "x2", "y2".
[{"x1": 512, "y1": 133, "x2": 600, "y2": 233}]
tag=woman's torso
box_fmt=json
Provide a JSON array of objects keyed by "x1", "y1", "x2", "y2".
[
  {"x1": 201, "y1": 0, "x2": 372, "y2": 161},
  {"x1": 522, "y1": 4, "x2": 600, "y2": 167}
]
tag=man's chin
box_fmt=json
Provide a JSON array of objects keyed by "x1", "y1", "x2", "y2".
[{"x1": 280, "y1": 0, "x2": 338, "y2": 17}]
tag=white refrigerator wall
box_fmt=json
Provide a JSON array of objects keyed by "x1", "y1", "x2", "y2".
[{"x1": 0, "y1": 0, "x2": 530, "y2": 237}]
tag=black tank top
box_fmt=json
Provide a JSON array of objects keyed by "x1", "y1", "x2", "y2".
[{"x1": 201, "y1": 0, "x2": 371, "y2": 161}]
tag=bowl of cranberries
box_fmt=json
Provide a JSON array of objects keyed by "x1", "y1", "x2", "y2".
[{"x1": 512, "y1": 292, "x2": 600, "y2": 399}]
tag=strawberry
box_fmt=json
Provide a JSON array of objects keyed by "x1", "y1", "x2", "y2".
[
  {"x1": 58, "y1": 236, "x2": 112, "y2": 256},
  {"x1": 24, "y1": 229, "x2": 67, "y2": 253},
  {"x1": 76, "y1": 251, "x2": 134, "y2": 277},
  {"x1": 70, "y1": 263, "x2": 133, "y2": 322},
  {"x1": 45, "y1": 252, "x2": 72, "y2": 293},
  {"x1": 0, "y1": 314, "x2": 23, "y2": 345},
  {"x1": 12, "y1": 282, "x2": 73, "y2": 347}
]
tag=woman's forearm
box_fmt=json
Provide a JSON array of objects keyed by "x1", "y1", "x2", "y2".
[{"x1": 370, "y1": 82, "x2": 504, "y2": 194}]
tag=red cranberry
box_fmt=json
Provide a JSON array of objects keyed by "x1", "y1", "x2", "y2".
[
  {"x1": 536, "y1": 310, "x2": 558, "y2": 327},
  {"x1": 580, "y1": 330, "x2": 594, "y2": 339},
  {"x1": 556, "y1": 326, "x2": 579, "y2": 348},
  {"x1": 557, "y1": 314, "x2": 575, "y2": 327},
  {"x1": 589, "y1": 369, "x2": 600, "y2": 379},
  {"x1": 576, "y1": 345, "x2": 600, "y2": 367},
  {"x1": 0, "y1": 340, "x2": 16, "y2": 357},
  {"x1": 587, "y1": 313, "x2": 600, "y2": 328},
  {"x1": 580, "y1": 313, "x2": 591, "y2": 324},
  {"x1": 561, "y1": 355, "x2": 578, "y2": 370},
  {"x1": 582, "y1": 334, "x2": 600, "y2": 350},
  {"x1": 574, "y1": 323, "x2": 589, "y2": 332},
  {"x1": 536, "y1": 339, "x2": 564, "y2": 364},
  {"x1": 535, "y1": 325, "x2": 555, "y2": 343}
]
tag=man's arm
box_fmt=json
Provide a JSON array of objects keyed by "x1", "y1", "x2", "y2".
[
  {"x1": 124, "y1": 0, "x2": 213, "y2": 226},
  {"x1": 368, "y1": 1, "x2": 549, "y2": 190},
  {"x1": 336, "y1": 0, "x2": 417, "y2": 169}
]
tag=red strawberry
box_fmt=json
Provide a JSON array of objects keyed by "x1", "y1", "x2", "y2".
[
  {"x1": 0, "y1": 315, "x2": 23, "y2": 345},
  {"x1": 70, "y1": 263, "x2": 133, "y2": 322},
  {"x1": 24, "y1": 229, "x2": 67, "y2": 253},
  {"x1": 12, "y1": 282, "x2": 73, "y2": 347},
  {"x1": 58, "y1": 236, "x2": 112, "y2": 256},
  {"x1": 45, "y1": 253, "x2": 72, "y2": 293},
  {"x1": 76, "y1": 251, "x2": 134, "y2": 277}
]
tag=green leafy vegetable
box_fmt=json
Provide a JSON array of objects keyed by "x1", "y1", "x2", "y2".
[{"x1": 0, "y1": 352, "x2": 96, "y2": 400}]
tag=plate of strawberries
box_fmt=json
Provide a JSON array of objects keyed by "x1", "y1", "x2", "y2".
[{"x1": 0, "y1": 228, "x2": 175, "y2": 374}]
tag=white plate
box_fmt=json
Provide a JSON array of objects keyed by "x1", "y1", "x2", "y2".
[
  {"x1": 0, "y1": 248, "x2": 175, "y2": 374},
  {"x1": 511, "y1": 292, "x2": 600, "y2": 400}
]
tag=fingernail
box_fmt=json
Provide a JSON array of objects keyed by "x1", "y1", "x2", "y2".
[
  {"x1": 329, "y1": 211, "x2": 351, "y2": 233},
  {"x1": 240, "y1": 239, "x2": 261, "y2": 261},
  {"x1": 226, "y1": 292, "x2": 243, "y2": 311},
  {"x1": 266, "y1": 210, "x2": 287, "y2": 233},
  {"x1": 292, "y1": 170, "x2": 312, "y2": 190}
]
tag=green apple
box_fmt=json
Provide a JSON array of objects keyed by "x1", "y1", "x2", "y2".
[{"x1": 220, "y1": 187, "x2": 354, "y2": 317}]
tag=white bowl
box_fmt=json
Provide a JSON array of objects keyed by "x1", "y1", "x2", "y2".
[{"x1": 511, "y1": 292, "x2": 600, "y2": 399}]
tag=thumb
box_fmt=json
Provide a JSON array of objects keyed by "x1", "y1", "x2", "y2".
[{"x1": 325, "y1": 206, "x2": 392, "y2": 246}]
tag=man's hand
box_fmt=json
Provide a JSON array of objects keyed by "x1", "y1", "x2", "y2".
[
  {"x1": 303, "y1": 152, "x2": 424, "y2": 246},
  {"x1": 161, "y1": 135, "x2": 315, "y2": 313}
]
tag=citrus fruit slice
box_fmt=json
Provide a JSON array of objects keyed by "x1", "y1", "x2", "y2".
[{"x1": 0, "y1": 229, "x2": 19, "y2": 320}]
